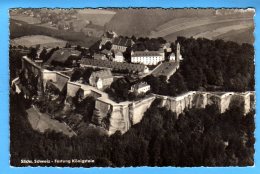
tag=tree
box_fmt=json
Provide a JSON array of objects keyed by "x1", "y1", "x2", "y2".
[
  {"x1": 168, "y1": 72, "x2": 187, "y2": 96},
  {"x1": 74, "y1": 96, "x2": 95, "y2": 122},
  {"x1": 104, "y1": 41, "x2": 112, "y2": 50},
  {"x1": 27, "y1": 47, "x2": 37, "y2": 60},
  {"x1": 39, "y1": 48, "x2": 47, "y2": 60},
  {"x1": 109, "y1": 78, "x2": 130, "y2": 101},
  {"x1": 70, "y1": 69, "x2": 82, "y2": 82},
  {"x1": 131, "y1": 35, "x2": 137, "y2": 42}
]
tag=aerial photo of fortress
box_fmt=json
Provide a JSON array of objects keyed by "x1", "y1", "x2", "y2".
[{"x1": 10, "y1": 8, "x2": 255, "y2": 167}]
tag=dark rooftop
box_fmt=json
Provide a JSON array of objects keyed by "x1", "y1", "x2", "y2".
[{"x1": 46, "y1": 48, "x2": 81, "y2": 65}]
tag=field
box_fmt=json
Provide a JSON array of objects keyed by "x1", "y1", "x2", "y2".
[
  {"x1": 26, "y1": 106, "x2": 76, "y2": 137},
  {"x1": 10, "y1": 19, "x2": 99, "y2": 47},
  {"x1": 10, "y1": 35, "x2": 67, "y2": 48},
  {"x1": 77, "y1": 9, "x2": 116, "y2": 26},
  {"x1": 150, "y1": 16, "x2": 253, "y2": 37},
  {"x1": 104, "y1": 9, "x2": 254, "y2": 44},
  {"x1": 193, "y1": 23, "x2": 252, "y2": 39},
  {"x1": 151, "y1": 15, "x2": 254, "y2": 44},
  {"x1": 217, "y1": 27, "x2": 254, "y2": 44},
  {"x1": 106, "y1": 9, "x2": 225, "y2": 37},
  {"x1": 10, "y1": 14, "x2": 41, "y2": 24},
  {"x1": 9, "y1": 9, "x2": 254, "y2": 49}
]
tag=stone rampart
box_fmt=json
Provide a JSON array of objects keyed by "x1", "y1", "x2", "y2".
[{"x1": 65, "y1": 81, "x2": 255, "y2": 135}]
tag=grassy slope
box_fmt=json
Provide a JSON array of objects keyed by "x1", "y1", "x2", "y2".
[
  {"x1": 10, "y1": 19, "x2": 99, "y2": 48},
  {"x1": 11, "y1": 35, "x2": 67, "y2": 47},
  {"x1": 77, "y1": 9, "x2": 116, "y2": 26},
  {"x1": 26, "y1": 107, "x2": 76, "y2": 137},
  {"x1": 164, "y1": 19, "x2": 254, "y2": 44},
  {"x1": 106, "y1": 9, "x2": 254, "y2": 44},
  {"x1": 216, "y1": 27, "x2": 255, "y2": 44},
  {"x1": 153, "y1": 13, "x2": 254, "y2": 44},
  {"x1": 105, "y1": 9, "x2": 216, "y2": 37}
]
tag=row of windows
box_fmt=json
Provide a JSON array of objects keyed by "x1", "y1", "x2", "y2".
[
  {"x1": 132, "y1": 56, "x2": 163, "y2": 59},
  {"x1": 112, "y1": 45, "x2": 127, "y2": 50}
]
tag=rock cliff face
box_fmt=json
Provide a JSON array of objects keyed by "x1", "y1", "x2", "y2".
[
  {"x1": 65, "y1": 81, "x2": 254, "y2": 135},
  {"x1": 159, "y1": 92, "x2": 252, "y2": 116},
  {"x1": 92, "y1": 96, "x2": 156, "y2": 135},
  {"x1": 93, "y1": 91, "x2": 254, "y2": 135},
  {"x1": 129, "y1": 96, "x2": 156, "y2": 125},
  {"x1": 108, "y1": 104, "x2": 131, "y2": 135}
]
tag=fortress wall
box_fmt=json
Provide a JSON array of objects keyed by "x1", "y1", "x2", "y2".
[
  {"x1": 92, "y1": 98, "x2": 112, "y2": 125},
  {"x1": 88, "y1": 90, "x2": 103, "y2": 99},
  {"x1": 159, "y1": 91, "x2": 253, "y2": 116},
  {"x1": 108, "y1": 105, "x2": 130, "y2": 135},
  {"x1": 231, "y1": 92, "x2": 251, "y2": 115},
  {"x1": 219, "y1": 93, "x2": 234, "y2": 113},
  {"x1": 93, "y1": 95, "x2": 156, "y2": 135},
  {"x1": 65, "y1": 82, "x2": 255, "y2": 135},
  {"x1": 42, "y1": 71, "x2": 57, "y2": 89},
  {"x1": 193, "y1": 93, "x2": 208, "y2": 108},
  {"x1": 55, "y1": 73, "x2": 70, "y2": 91},
  {"x1": 206, "y1": 94, "x2": 222, "y2": 112},
  {"x1": 250, "y1": 92, "x2": 256, "y2": 110},
  {"x1": 160, "y1": 92, "x2": 197, "y2": 116},
  {"x1": 131, "y1": 96, "x2": 156, "y2": 125},
  {"x1": 244, "y1": 93, "x2": 251, "y2": 114},
  {"x1": 67, "y1": 82, "x2": 81, "y2": 97}
]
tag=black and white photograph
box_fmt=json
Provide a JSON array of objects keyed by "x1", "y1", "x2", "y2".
[{"x1": 9, "y1": 8, "x2": 255, "y2": 167}]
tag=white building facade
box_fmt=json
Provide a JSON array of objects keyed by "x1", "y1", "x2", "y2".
[
  {"x1": 113, "y1": 52, "x2": 124, "y2": 62},
  {"x1": 130, "y1": 82, "x2": 151, "y2": 94},
  {"x1": 131, "y1": 50, "x2": 165, "y2": 65}
]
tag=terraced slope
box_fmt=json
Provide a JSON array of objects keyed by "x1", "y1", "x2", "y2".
[
  {"x1": 105, "y1": 9, "x2": 216, "y2": 37},
  {"x1": 152, "y1": 15, "x2": 254, "y2": 44}
]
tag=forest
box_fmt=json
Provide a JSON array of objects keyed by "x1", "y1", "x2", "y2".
[
  {"x1": 10, "y1": 91, "x2": 255, "y2": 167},
  {"x1": 143, "y1": 37, "x2": 254, "y2": 97}
]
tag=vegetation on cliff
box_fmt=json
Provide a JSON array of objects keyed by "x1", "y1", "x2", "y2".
[{"x1": 10, "y1": 93, "x2": 255, "y2": 167}]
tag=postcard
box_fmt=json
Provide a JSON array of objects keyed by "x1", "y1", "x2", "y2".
[{"x1": 9, "y1": 8, "x2": 255, "y2": 167}]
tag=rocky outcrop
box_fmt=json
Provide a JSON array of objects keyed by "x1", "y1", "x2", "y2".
[
  {"x1": 158, "y1": 91, "x2": 253, "y2": 116},
  {"x1": 129, "y1": 96, "x2": 156, "y2": 125},
  {"x1": 66, "y1": 81, "x2": 255, "y2": 135},
  {"x1": 94, "y1": 91, "x2": 254, "y2": 135}
]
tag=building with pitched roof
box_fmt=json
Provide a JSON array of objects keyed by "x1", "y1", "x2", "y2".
[
  {"x1": 130, "y1": 82, "x2": 150, "y2": 94},
  {"x1": 169, "y1": 52, "x2": 176, "y2": 61},
  {"x1": 89, "y1": 69, "x2": 113, "y2": 90},
  {"x1": 80, "y1": 59, "x2": 149, "y2": 74},
  {"x1": 46, "y1": 48, "x2": 81, "y2": 67},
  {"x1": 99, "y1": 31, "x2": 118, "y2": 48},
  {"x1": 113, "y1": 52, "x2": 124, "y2": 62},
  {"x1": 111, "y1": 37, "x2": 134, "y2": 52},
  {"x1": 131, "y1": 49, "x2": 165, "y2": 65}
]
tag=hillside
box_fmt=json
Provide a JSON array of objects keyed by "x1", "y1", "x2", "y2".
[
  {"x1": 159, "y1": 15, "x2": 254, "y2": 44},
  {"x1": 105, "y1": 9, "x2": 216, "y2": 37},
  {"x1": 105, "y1": 9, "x2": 254, "y2": 44},
  {"x1": 10, "y1": 19, "x2": 99, "y2": 47},
  {"x1": 77, "y1": 9, "x2": 116, "y2": 26},
  {"x1": 10, "y1": 35, "x2": 67, "y2": 48}
]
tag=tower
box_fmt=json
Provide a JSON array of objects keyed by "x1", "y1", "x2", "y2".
[{"x1": 176, "y1": 42, "x2": 181, "y2": 62}]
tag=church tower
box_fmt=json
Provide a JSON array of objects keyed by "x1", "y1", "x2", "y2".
[{"x1": 176, "y1": 42, "x2": 181, "y2": 62}]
